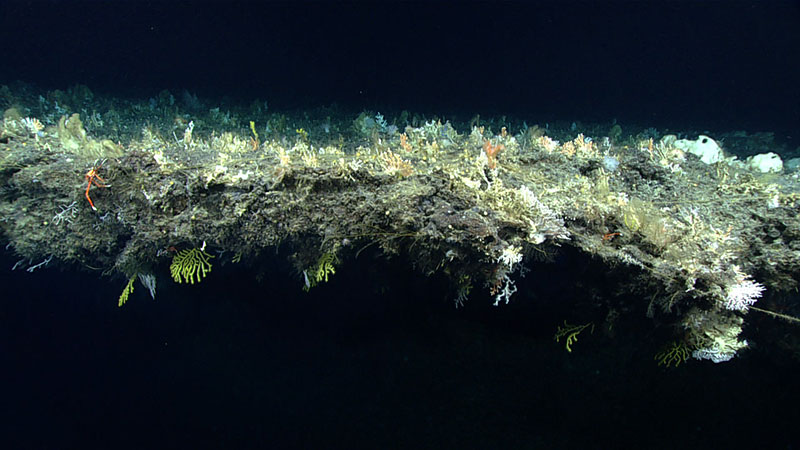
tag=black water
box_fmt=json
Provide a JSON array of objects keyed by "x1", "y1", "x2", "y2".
[
  {"x1": 2, "y1": 1, "x2": 800, "y2": 448},
  {"x1": 2, "y1": 250, "x2": 799, "y2": 449},
  {"x1": 1, "y1": 1, "x2": 798, "y2": 136}
]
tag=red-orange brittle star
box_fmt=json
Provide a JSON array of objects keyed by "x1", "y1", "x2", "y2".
[
  {"x1": 602, "y1": 232, "x2": 621, "y2": 242},
  {"x1": 84, "y1": 164, "x2": 108, "y2": 211}
]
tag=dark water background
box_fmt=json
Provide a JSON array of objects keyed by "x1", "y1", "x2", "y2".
[
  {"x1": 1, "y1": 1, "x2": 799, "y2": 136},
  {"x1": 2, "y1": 249, "x2": 799, "y2": 449},
  {"x1": 2, "y1": 1, "x2": 800, "y2": 448}
]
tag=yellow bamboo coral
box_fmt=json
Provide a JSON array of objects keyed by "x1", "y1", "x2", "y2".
[
  {"x1": 118, "y1": 275, "x2": 136, "y2": 307},
  {"x1": 170, "y1": 248, "x2": 214, "y2": 284},
  {"x1": 554, "y1": 321, "x2": 594, "y2": 353},
  {"x1": 302, "y1": 252, "x2": 337, "y2": 291},
  {"x1": 655, "y1": 341, "x2": 690, "y2": 368}
]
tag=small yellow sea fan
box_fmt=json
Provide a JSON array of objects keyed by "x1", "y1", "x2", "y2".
[{"x1": 170, "y1": 248, "x2": 214, "y2": 284}]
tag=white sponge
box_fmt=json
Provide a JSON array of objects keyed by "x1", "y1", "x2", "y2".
[
  {"x1": 674, "y1": 135, "x2": 723, "y2": 165},
  {"x1": 746, "y1": 152, "x2": 783, "y2": 173}
]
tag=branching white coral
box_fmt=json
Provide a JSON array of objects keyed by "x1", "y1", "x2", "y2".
[
  {"x1": 492, "y1": 274, "x2": 518, "y2": 306},
  {"x1": 52, "y1": 201, "x2": 78, "y2": 225},
  {"x1": 692, "y1": 345, "x2": 743, "y2": 363},
  {"x1": 518, "y1": 185, "x2": 570, "y2": 244},
  {"x1": 724, "y1": 270, "x2": 765, "y2": 311},
  {"x1": 497, "y1": 245, "x2": 522, "y2": 268}
]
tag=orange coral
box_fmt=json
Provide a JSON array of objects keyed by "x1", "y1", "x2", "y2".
[{"x1": 483, "y1": 140, "x2": 504, "y2": 169}]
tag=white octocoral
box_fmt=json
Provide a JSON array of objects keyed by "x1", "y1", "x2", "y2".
[
  {"x1": 497, "y1": 245, "x2": 523, "y2": 268},
  {"x1": 724, "y1": 270, "x2": 765, "y2": 311},
  {"x1": 518, "y1": 185, "x2": 570, "y2": 244}
]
